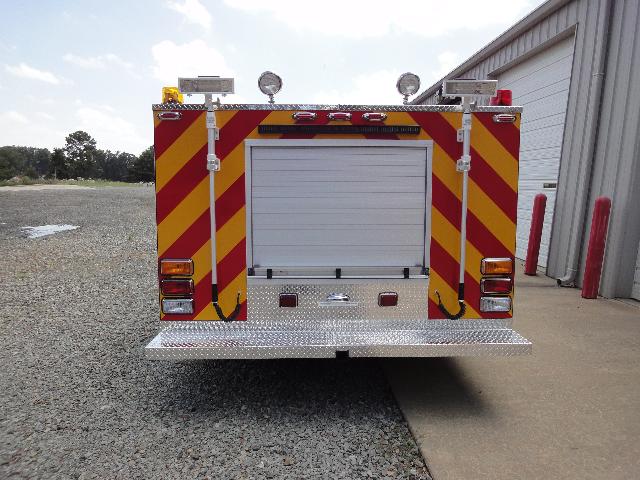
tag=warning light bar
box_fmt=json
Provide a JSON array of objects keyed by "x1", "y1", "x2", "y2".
[
  {"x1": 443, "y1": 79, "x2": 497, "y2": 97},
  {"x1": 178, "y1": 77, "x2": 234, "y2": 95}
]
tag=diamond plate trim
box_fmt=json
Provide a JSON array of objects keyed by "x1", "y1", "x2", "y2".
[
  {"x1": 145, "y1": 320, "x2": 531, "y2": 359},
  {"x1": 152, "y1": 103, "x2": 523, "y2": 113},
  {"x1": 247, "y1": 282, "x2": 429, "y2": 322}
]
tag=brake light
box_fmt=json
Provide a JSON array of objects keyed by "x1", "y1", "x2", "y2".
[
  {"x1": 480, "y1": 277, "x2": 512, "y2": 294},
  {"x1": 160, "y1": 259, "x2": 193, "y2": 276},
  {"x1": 378, "y1": 292, "x2": 398, "y2": 307},
  {"x1": 490, "y1": 89, "x2": 512, "y2": 106},
  {"x1": 161, "y1": 279, "x2": 194, "y2": 296},
  {"x1": 328, "y1": 112, "x2": 352, "y2": 121},
  {"x1": 279, "y1": 293, "x2": 298, "y2": 307},
  {"x1": 481, "y1": 258, "x2": 513, "y2": 275},
  {"x1": 292, "y1": 112, "x2": 317, "y2": 122}
]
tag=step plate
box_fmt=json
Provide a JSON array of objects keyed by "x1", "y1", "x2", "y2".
[{"x1": 145, "y1": 320, "x2": 531, "y2": 359}]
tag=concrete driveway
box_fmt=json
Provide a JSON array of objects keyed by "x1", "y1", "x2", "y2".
[{"x1": 385, "y1": 263, "x2": 640, "y2": 480}]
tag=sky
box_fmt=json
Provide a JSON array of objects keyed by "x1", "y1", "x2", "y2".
[{"x1": 0, "y1": 0, "x2": 545, "y2": 155}]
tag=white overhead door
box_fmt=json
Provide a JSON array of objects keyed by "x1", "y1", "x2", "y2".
[
  {"x1": 247, "y1": 140, "x2": 431, "y2": 270},
  {"x1": 632, "y1": 243, "x2": 640, "y2": 301},
  {"x1": 497, "y1": 36, "x2": 575, "y2": 267}
]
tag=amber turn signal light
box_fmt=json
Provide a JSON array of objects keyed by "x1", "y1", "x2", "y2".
[
  {"x1": 160, "y1": 259, "x2": 194, "y2": 276},
  {"x1": 481, "y1": 258, "x2": 513, "y2": 275}
]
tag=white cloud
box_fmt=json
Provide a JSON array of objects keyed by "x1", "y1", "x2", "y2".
[
  {"x1": 311, "y1": 70, "x2": 405, "y2": 105},
  {"x1": 166, "y1": 0, "x2": 212, "y2": 29},
  {"x1": 36, "y1": 111, "x2": 55, "y2": 121},
  {"x1": 5, "y1": 63, "x2": 60, "y2": 85},
  {"x1": 75, "y1": 106, "x2": 147, "y2": 153},
  {"x1": 151, "y1": 39, "x2": 234, "y2": 84},
  {"x1": 63, "y1": 53, "x2": 139, "y2": 78},
  {"x1": 0, "y1": 111, "x2": 28, "y2": 124},
  {"x1": 428, "y1": 51, "x2": 462, "y2": 83},
  {"x1": 225, "y1": 0, "x2": 534, "y2": 38}
]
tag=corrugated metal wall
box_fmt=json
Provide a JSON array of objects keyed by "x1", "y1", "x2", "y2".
[{"x1": 418, "y1": 0, "x2": 640, "y2": 298}]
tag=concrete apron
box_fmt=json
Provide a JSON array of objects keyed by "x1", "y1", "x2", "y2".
[{"x1": 385, "y1": 262, "x2": 640, "y2": 480}]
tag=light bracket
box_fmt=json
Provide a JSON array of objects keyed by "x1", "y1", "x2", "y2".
[{"x1": 443, "y1": 79, "x2": 497, "y2": 98}]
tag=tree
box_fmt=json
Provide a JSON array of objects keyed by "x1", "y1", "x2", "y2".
[
  {"x1": 128, "y1": 146, "x2": 154, "y2": 182},
  {"x1": 48, "y1": 148, "x2": 69, "y2": 179},
  {"x1": 0, "y1": 146, "x2": 51, "y2": 179},
  {"x1": 64, "y1": 131, "x2": 97, "y2": 178}
]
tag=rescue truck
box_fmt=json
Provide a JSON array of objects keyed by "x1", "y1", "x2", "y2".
[{"x1": 145, "y1": 72, "x2": 532, "y2": 359}]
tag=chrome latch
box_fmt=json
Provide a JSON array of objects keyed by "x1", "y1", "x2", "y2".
[
  {"x1": 456, "y1": 154, "x2": 471, "y2": 172},
  {"x1": 318, "y1": 293, "x2": 359, "y2": 307}
]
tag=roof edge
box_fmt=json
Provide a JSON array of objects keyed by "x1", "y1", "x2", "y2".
[{"x1": 412, "y1": 0, "x2": 572, "y2": 104}]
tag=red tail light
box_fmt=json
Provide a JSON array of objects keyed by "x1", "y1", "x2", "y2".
[
  {"x1": 161, "y1": 279, "x2": 194, "y2": 296},
  {"x1": 378, "y1": 292, "x2": 398, "y2": 307},
  {"x1": 480, "y1": 277, "x2": 512, "y2": 294},
  {"x1": 490, "y1": 89, "x2": 512, "y2": 106},
  {"x1": 362, "y1": 112, "x2": 387, "y2": 122},
  {"x1": 279, "y1": 293, "x2": 298, "y2": 307}
]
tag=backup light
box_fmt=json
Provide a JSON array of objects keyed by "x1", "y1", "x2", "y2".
[
  {"x1": 161, "y1": 279, "x2": 194, "y2": 296},
  {"x1": 162, "y1": 298, "x2": 194, "y2": 315},
  {"x1": 160, "y1": 259, "x2": 194, "y2": 276},
  {"x1": 443, "y1": 79, "x2": 497, "y2": 97},
  {"x1": 480, "y1": 296, "x2": 512, "y2": 313},
  {"x1": 258, "y1": 71, "x2": 282, "y2": 104},
  {"x1": 480, "y1": 258, "x2": 513, "y2": 275},
  {"x1": 396, "y1": 72, "x2": 421, "y2": 104},
  {"x1": 178, "y1": 76, "x2": 234, "y2": 95}
]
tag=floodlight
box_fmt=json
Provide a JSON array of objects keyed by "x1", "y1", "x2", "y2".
[
  {"x1": 396, "y1": 72, "x2": 421, "y2": 104},
  {"x1": 178, "y1": 76, "x2": 235, "y2": 95},
  {"x1": 258, "y1": 71, "x2": 282, "y2": 103}
]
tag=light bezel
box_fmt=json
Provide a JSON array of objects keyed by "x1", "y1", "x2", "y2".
[
  {"x1": 480, "y1": 277, "x2": 513, "y2": 295},
  {"x1": 160, "y1": 259, "x2": 194, "y2": 276},
  {"x1": 479, "y1": 296, "x2": 512, "y2": 313},
  {"x1": 258, "y1": 71, "x2": 283, "y2": 96},
  {"x1": 396, "y1": 72, "x2": 421, "y2": 96},
  {"x1": 378, "y1": 292, "x2": 399, "y2": 307},
  {"x1": 480, "y1": 258, "x2": 513, "y2": 275},
  {"x1": 279, "y1": 293, "x2": 298, "y2": 308},
  {"x1": 161, "y1": 298, "x2": 194, "y2": 315},
  {"x1": 160, "y1": 278, "x2": 195, "y2": 296}
]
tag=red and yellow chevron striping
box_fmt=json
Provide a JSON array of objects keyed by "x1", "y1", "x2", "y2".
[{"x1": 154, "y1": 107, "x2": 519, "y2": 321}]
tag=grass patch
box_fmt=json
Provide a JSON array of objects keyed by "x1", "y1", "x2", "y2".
[{"x1": 0, "y1": 177, "x2": 151, "y2": 188}]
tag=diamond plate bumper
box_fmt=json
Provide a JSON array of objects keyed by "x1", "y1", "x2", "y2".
[{"x1": 145, "y1": 320, "x2": 531, "y2": 359}]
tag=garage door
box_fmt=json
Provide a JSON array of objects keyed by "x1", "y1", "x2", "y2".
[
  {"x1": 497, "y1": 36, "x2": 575, "y2": 267},
  {"x1": 633, "y1": 243, "x2": 640, "y2": 301},
  {"x1": 247, "y1": 140, "x2": 431, "y2": 271}
]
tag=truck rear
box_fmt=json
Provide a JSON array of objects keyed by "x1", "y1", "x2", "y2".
[{"x1": 145, "y1": 76, "x2": 531, "y2": 359}]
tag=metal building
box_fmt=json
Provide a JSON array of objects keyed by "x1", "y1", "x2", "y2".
[{"x1": 413, "y1": 0, "x2": 640, "y2": 300}]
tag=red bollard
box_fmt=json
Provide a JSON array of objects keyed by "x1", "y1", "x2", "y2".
[
  {"x1": 582, "y1": 197, "x2": 612, "y2": 298},
  {"x1": 524, "y1": 194, "x2": 547, "y2": 275}
]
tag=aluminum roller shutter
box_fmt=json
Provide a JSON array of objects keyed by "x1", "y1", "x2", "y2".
[
  {"x1": 497, "y1": 36, "x2": 575, "y2": 267},
  {"x1": 247, "y1": 140, "x2": 430, "y2": 270}
]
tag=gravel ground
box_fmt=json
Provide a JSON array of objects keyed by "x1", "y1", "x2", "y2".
[{"x1": 0, "y1": 186, "x2": 431, "y2": 480}]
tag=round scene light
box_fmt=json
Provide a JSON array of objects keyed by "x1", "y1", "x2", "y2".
[
  {"x1": 396, "y1": 72, "x2": 421, "y2": 103},
  {"x1": 258, "y1": 71, "x2": 282, "y2": 96}
]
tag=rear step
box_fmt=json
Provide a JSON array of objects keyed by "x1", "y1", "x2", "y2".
[{"x1": 145, "y1": 321, "x2": 531, "y2": 359}]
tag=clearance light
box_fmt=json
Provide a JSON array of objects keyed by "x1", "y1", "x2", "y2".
[
  {"x1": 396, "y1": 72, "x2": 421, "y2": 104},
  {"x1": 480, "y1": 277, "x2": 512, "y2": 295},
  {"x1": 328, "y1": 112, "x2": 352, "y2": 121},
  {"x1": 162, "y1": 298, "x2": 194, "y2": 314},
  {"x1": 258, "y1": 71, "x2": 282, "y2": 103},
  {"x1": 161, "y1": 279, "x2": 194, "y2": 296},
  {"x1": 279, "y1": 293, "x2": 298, "y2": 308},
  {"x1": 178, "y1": 76, "x2": 234, "y2": 95},
  {"x1": 480, "y1": 296, "x2": 512, "y2": 313},
  {"x1": 378, "y1": 292, "x2": 399, "y2": 307},
  {"x1": 443, "y1": 79, "x2": 497, "y2": 97},
  {"x1": 160, "y1": 259, "x2": 194, "y2": 276},
  {"x1": 292, "y1": 112, "x2": 318, "y2": 122},
  {"x1": 362, "y1": 112, "x2": 387, "y2": 122},
  {"x1": 481, "y1": 258, "x2": 513, "y2": 275}
]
